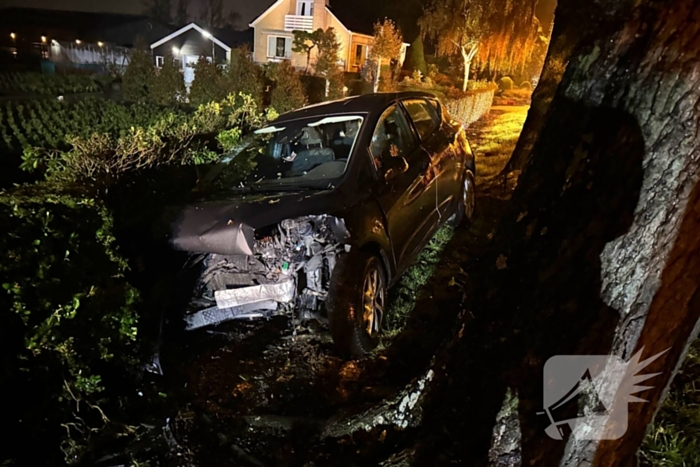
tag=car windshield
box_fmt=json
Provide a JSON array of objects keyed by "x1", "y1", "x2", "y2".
[{"x1": 218, "y1": 114, "x2": 365, "y2": 190}]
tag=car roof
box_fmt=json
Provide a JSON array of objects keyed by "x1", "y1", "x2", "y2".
[{"x1": 273, "y1": 91, "x2": 438, "y2": 124}]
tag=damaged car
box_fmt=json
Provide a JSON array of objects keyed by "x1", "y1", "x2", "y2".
[{"x1": 170, "y1": 91, "x2": 476, "y2": 356}]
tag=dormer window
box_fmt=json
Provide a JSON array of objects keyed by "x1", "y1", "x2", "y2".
[{"x1": 296, "y1": 0, "x2": 314, "y2": 16}]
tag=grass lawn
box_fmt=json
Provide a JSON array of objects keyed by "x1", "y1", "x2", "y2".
[
  {"x1": 467, "y1": 105, "x2": 529, "y2": 183},
  {"x1": 641, "y1": 341, "x2": 700, "y2": 466}
]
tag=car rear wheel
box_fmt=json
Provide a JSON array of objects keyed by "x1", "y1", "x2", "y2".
[
  {"x1": 327, "y1": 251, "x2": 386, "y2": 357},
  {"x1": 449, "y1": 170, "x2": 476, "y2": 226}
]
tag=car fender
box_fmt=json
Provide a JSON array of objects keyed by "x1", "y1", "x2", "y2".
[{"x1": 340, "y1": 200, "x2": 396, "y2": 284}]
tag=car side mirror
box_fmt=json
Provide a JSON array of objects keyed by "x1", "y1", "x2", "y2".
[{"x1": 383, "y1": 156, "x2": 409, "y2": 183}]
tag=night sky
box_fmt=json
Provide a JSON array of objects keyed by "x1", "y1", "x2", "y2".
[
  {"x1": 0, "y1": 0, "x2": 268, "y2": 24},
  {"x1": 0, "y1": 0, "x2": 557, "y2": 34}
]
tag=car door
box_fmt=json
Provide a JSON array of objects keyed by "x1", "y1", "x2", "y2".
[
  {"x1": 370, "y1": 104, "x2": 434, "y2": 271},
  {"x1": 402, "y1": 98, "x2": 461, "y2": 221}
]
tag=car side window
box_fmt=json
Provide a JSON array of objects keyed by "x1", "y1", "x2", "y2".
[
  {"x1": 402, "y1": 99, "x2": 440, "y2": 141},
  {"x1": 427, "y1": 98, "x2": 443, "y2": 121},
  {"x1": 370, "y1": 105, "x2": 416, "y2": 169}
]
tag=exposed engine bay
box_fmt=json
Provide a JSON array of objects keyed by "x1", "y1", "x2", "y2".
[{"x1": 184, "y1": 215, "x2": 349, "y2": 330}]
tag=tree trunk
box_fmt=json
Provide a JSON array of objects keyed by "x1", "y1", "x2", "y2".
[
  {"x1": 409, "y1": 0, "x2": 700, "y2": 465},
  {"x1": 462, "y1": 58, "x2": 471, "y2": 93},
  {"x1": 374, "y1": 57, "x2": 382, "y2": 93},
  {"x1": 460, "y1": 44, "x2": 476, "y2": 92}
]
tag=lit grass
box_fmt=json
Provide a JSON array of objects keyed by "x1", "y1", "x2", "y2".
[
  {"x1": 382, "y1": 225, "x2": 455, "y2": 339},
  {"x1": 475, "y1": 106, "x2": 529, "y2": 181},
  {"x1": 640, "y1": 341, "x2": 700, "y2": 466}
]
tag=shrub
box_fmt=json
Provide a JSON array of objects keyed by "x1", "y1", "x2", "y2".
[
  {"x1": 0, "y1": 185, "x2": 139, "y2": 464},
  {"x1": 189, "y1": 57, "x2": 225, "y2": 107},
  {"x1": 21, "y1": 94, "x2": 272, "y2": 184},
  {"x1": 122, "y1": 48, "x2": 155, "y2": 103},
  {"x1": 265, "y1": 61, "x2": 306, "y2": 114},
  {"x1": 301, "y1": 74, "x2": 327, "y2": 103},
  {"x1": 520, "y1": 81, "x2": 533, "y2": 90},
  {"x1": 0, "y1": 72, "x2": 101, "y2": 97},
  {"x1": 498, "y1": 76, "x2": 515, "y2": 92},
  {"x1": 378, "y1": 63, "x2": 399, "y2": 92},
  {"x1": 348, "y1": 79, "x2": 373, "y2": 96},
  {"x1": 500, "y1": 88, "x2": 533, "y2": 105},
  {"x1": 150, "y1": 54, "x2": 186, "y2": 106},
  {"x1": 325, "y1": 66, "x2": 346, "y2": 101},
  {"x1": 221, "y1": 47, "x2": 263, "y2": 107},
  {"x1": 469, "y1": 80, "x2": 499, "y2": 92},
  {"x1": 405, "y1": 36, "x2": 428, "y2": 77}
]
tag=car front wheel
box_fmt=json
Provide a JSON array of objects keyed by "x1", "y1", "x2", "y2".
[{"x1": 327, "y1": 251, "x2": 386, "y2": 357}]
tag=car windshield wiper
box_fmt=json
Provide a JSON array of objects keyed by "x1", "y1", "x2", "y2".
[{"x1": 252, "y1": 183, "x2": 316, "y2": 192}]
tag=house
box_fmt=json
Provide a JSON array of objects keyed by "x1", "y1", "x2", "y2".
[
  {"x1": 249, "y1": 0, "x2": 408, "y2": 73},
  {"x1": 150, "y1": 23, "x2": 253, "y2": 88}
]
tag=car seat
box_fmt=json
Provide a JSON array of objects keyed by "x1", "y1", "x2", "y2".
[{"x1": 290, "y1": 126, "x2": 335, "y2": 175}]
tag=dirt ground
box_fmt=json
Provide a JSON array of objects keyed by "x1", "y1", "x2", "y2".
[{"x1": 112, "y1": 105, "x2": 530, "y2": 467}]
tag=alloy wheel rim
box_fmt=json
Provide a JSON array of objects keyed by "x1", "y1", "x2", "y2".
[{"x1": 362, "y1": 267, "x2": 385, "y2": 336}]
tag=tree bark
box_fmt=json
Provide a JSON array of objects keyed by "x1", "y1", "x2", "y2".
[
  {"x1": 460, "y1": 43, "x2": 477, "y2": 92},
  {"x1": 411, "y1": 0, "x2": 700, "y2": 465},
  {"x1": 462, "y1": 58, "x2": 471, "y2": 93},
  {"x1": 374, "y1": 57, "x2": 382, "y2": 93}
]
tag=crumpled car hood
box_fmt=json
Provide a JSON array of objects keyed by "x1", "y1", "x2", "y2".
[{"x1": 170, "y1": 189, "x2": 345, "y2": 255}]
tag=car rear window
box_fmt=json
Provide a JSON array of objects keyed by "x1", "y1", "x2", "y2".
[{"x1": 402, "y1": 99, "x2": 441, "y2": 141}]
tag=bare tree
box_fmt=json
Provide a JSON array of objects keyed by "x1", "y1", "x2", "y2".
[
  {"x1": 143, "y1": 0, "x2": 172, "y2": 23},
  {"x1": 199, "y1": 0, "x2": 240, "y2": 29},
  {"x1": 175, "y1": 0, "x2": 190, "y2": 25}
]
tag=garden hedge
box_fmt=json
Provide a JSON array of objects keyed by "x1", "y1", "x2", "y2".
[{"x1": 444, "y1": 88, "x2": 496, "y2": 126}]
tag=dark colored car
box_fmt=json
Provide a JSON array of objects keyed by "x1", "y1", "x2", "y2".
[{"x1": 170, "y1": 91, "x2": 476, "y2": 356}]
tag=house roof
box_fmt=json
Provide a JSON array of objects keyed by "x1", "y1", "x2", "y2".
[
  {"x1": 249, "y1": 0, "x2": 285, "y2": 28},
  {"x1": 150, "y1": 23, "x2": 233, "y2": 51}
]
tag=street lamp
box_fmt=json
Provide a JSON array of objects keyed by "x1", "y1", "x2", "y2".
[
  {"x1": 10, "y1": 32, "x2": 16, "y2": 40},
  {"x1": 75, "y1": 39, "x2": 81, "y2": 45},
  {"x1": 97, "y1": 41, "x2": 104, "y2": 47},
  {"x1": 41, "y1": 36, "x2": 47, "y2": 43}
]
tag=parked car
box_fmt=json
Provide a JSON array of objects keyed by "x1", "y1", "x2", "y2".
[{"x1": 170, "y1": 91, "x2": 476, "y2": 356}]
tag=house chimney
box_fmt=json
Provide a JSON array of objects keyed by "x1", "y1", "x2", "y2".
[{"x1": 313, "y1": 0, "x2": 328, "y2": 30}]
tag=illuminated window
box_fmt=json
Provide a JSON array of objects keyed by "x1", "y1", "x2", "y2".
[
  {"x1": 267, "y1": 36, "x2": 291, "y2": 59},
  {"x1": 296, "y1": 0, "x2": 314, "y2": 16}
]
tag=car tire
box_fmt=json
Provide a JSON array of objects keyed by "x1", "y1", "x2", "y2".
[
  {"x1": 451, "y1": 170, "x2": 476, "y2": 226},
  {"x1": 327, "y1": 251, "x2": 386, "y2": 357}
]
